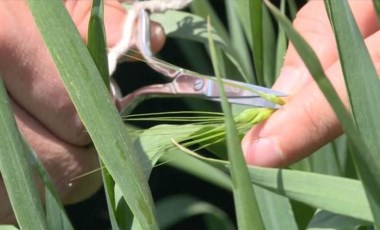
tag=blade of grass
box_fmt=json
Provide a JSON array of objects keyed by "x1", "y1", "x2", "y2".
[
  {"x1": 0, "y1": 226, "x2": 18, "y2": 230},
  {"x1": 225, "y1": 0, "x2": 254, "y2": 82},
  {"x1": 87, "y1": 0, "x2": 109, "y2": 86},
  {"x1": 190, "y1": 0, "x2": 229, "y2": 44},
  {"x1": 27, "y1": 1, "x2": 158, "y2": 228},
  {"x1": 372, "y1": 0, "x2": 380, "y2": 26},
  {"x1": 254, "y1": 186, "x2": 298, "y2": 230},
  {"x1": 27, "y1": 149, "x2": 73, "y2": 230},
  {"x1": 208, "y1": 17, "x2": 264, "y2": 229},
  {"x1": 250, "y1": 0, "x2": 264, "y2": 85},
  {"x1": 156, "y1": 195, "x2": 234, "y2": 229},
  {"x1": 151, "y1": 10, "x2": 250, "y2": 82},
  {"x1": 308, "y1": 210, "x2": 371, "y2": 229},
  {"x1": 324, "y1": 1, "x2": 380, "y2": 224},
  {"x1": 181, "y1": 147, "x2": 372, "y2": 222},
  {"x1": 262, "y1": 6, "x2": 277, "y2": 86},
  {"x1": 249, "y1": 167, "x2": 372, "y2": 222},
  {"x1": 0, "y1": 76, "x2": 46, "y2": 229},
  {"x1": 274, "y1": 0, "x2": 287, "y2": 77},
  {"x1": 136, "y1": 123, "x2": 232, "y2": 190},
  {"x1": 86, "y1": 1, "x2": 121, "y2": 229},
  {"x1": 265, "y1": 1, "x2": 378, "y2": 224}
]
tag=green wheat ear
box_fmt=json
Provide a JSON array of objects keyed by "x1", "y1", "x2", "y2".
[{"x1": 234, "y1": 108, "x2": 275, "y2": 126}]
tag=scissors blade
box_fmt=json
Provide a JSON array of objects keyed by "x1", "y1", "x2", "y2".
[
  {"x1": 201, "y1": 77, "x2": 286, "y2": 99},
  {"x1": 209, "y1": 97, "x2": 281, "y2": 109},
  {"x1": 202, "y1": 77, "x2": 285, "y2": 108}
]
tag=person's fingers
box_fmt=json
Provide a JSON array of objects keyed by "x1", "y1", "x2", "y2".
[
  {"x1": 0, "y1": 1, "x2": 93, "y2": 146},
  {"x1": 242, "y1": 29, "x2": 380, "y2": 167},
  {"x1": 274, "y1": 1, "x2": 378, "y2": 94},
  {"x1": 66, "y1": 0, "x2": 165, "y2": 52},
  {"x1": 12, "y1": 98, "x2": 102, "y2": 204},
  {"x1": 0, "y1": 1, "x2": 164, "y2": 147},
  {"x1": 0, "y1": 98, "x2": 102, "y2": 224},
  {"x1": 242, "y1": 64, "x2": 345, "y2": 167}
]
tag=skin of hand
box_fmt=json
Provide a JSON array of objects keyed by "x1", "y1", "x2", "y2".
[
  {"x1": 0, "y1": 0, "x2": 165, "y2": 224},
  {"x1": 242, "y1": 0, "x2": 380, "y2": 167}
]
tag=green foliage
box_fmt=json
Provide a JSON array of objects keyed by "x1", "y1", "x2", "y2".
[{"x1": 1, "y1": 0, "x2": 379, "y2": 229}]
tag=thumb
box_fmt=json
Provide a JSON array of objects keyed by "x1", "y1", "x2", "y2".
[
  {"x1": 242, "y1": 23, "x2": 380, "y2": 167},
  {"x1": 240, "y1": 1, "x2": 377, "y2": 167},
  {"x1": 273, "y1": 1, "x2": 376, "y2": 95},
  {"x1": 242, "y1": 61, "x2": 345, "y2": 167}
]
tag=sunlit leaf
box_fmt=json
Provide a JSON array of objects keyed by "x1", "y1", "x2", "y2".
[{"x1": 27, "y1": 0, "x2": 158, "y2": 228}]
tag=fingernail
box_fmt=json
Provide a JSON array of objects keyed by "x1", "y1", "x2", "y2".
[
  {"x1": 273, "y1": 67, "x2": 305, "y2": 93},
  {"x1": 243, "y1": 138, "x2": 283, "y2": 167}
]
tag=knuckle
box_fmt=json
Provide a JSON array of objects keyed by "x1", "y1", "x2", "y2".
[{"x1": 53, "y1": 98, "x2": 92, "y2": 146}]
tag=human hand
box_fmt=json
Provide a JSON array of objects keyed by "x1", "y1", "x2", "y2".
[
  {"x1": 242, "y1": 1, "x2": 379, "y2": 167},
  {"x1": 0, "y1": 0, "x2": 164, "y2": 223}
]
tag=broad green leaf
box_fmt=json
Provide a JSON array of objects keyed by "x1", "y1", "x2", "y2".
[
  {"x1": 156, "y1": 195, "x2": 234, "y2": 229},
  {"x1": 254, "y1": 186, "x2": 298, "y2": 230},
  {"x1": 324, "y1": 1, "x2": 380, "y2": 225},
  {"x1": 0, "y1": 226, "x2": 18, "y2": 230},
  {"x1": 248, "y1": 166, "x2": 372, "y2": 222},
  {"x1": 178, "y1": 148, "x2": 372, "y2": 222},
  {"x1": 0, "y1": 77, "x2": 46, "y2": 229},
  {"x1": 27, "y1": 1, "x2": 158, "y2": 228},
  {"x1": 308, "y1": 210, "x2": 371, "y2": 229},
  {"x1": 208, "y1": 18, "x2": 264, "y2": 230},
  {"x1": 136, "y1": 124, "x2": 231, "y2": 191}
]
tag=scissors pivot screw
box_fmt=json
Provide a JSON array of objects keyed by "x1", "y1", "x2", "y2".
[{"x1": 193, "y1": 79, "x2": 204, "y2": 91}]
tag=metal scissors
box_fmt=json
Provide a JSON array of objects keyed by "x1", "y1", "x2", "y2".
[{"x1": 111, "y1": 10, "x2": 286, "y2": 115}]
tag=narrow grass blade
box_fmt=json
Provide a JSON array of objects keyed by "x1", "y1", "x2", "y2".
[
  {"x1": 0, "y1": 77, "x2": 46, "y2": 229},
  {"x1": 250, "y1": 0, "x2": 264, "y2": 85},
  {"x1": 27, "y1": 1, "x2": 158, "y2": 228},
  {"x1": 254, "y1": 186, "x2": 298, "y2": 230},
  {"x1": 274, "y1": 0, "x2": 287, "y2": 77},
  {"x1": 162, "y1": 151, "x2": 232, "y2": 191},
  {"x1": 262, "y1": 7, "x2": 277, "y2": 86},
  {"x1": 151, "y1": 10, "x2": 250, "y2": 82},
  {"x1": 27, "y1": 149, "x2": 73, "y2": 230},
  {"x1": 156, "y1": 195, "x2": 234, "y2": 229},
  {"x1": 87, "y1": 0, "x2": 109, "y2": 85},
  {"x1": 208, "y1": 18, "x2": 264, "y2": 229},
  {"x1": 190, "y1": 0, "x2": 229, "y2": 44},
  {"x1": 372, "y1": 0, "x2": 380, "y2": 26},
  {"x1": 45, "y1": 189, "x2": 72, "y2": 230},
  {"x1": 86, "y1": 1, "x2": 120, "y2": 228},
  {"x1": 225, "y1": 0, "x2": 254, "y2": 82},
  {"x1": 324, "y1": 1, "x2": 380, "y2": 224}
]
